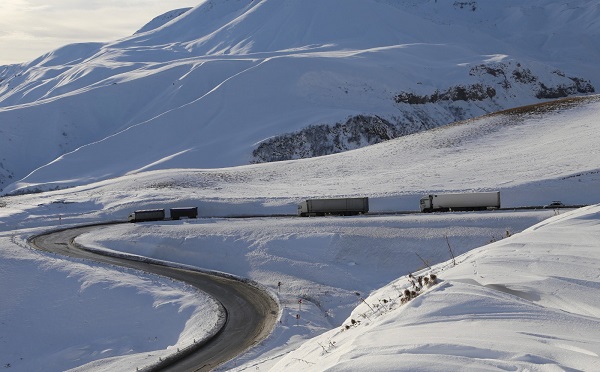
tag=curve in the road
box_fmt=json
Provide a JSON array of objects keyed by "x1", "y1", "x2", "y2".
[{"x1": 29, "y1": 223, "x2": 279, "y2": 371}]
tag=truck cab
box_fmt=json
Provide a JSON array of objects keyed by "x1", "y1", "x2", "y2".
[{"x1": 419, "y1": 195, "x2": 432, "y2": 212}]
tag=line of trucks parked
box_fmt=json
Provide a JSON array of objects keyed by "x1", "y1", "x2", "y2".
[
  {"x1": 298, "y1": 191, "x2": 500, "y2": 216},
  {"x1": 128, "y1": 207, "x2": 198, "y2": 222},
  {"x1": 128, "y1": 192, "x2": 501, "y2": 222}
]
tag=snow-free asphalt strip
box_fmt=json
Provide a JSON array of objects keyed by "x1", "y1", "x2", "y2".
[{"x1": 28, "y1": 222, "x2": 279, "y2": 371}]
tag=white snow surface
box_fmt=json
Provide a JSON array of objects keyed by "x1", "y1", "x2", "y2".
[
  {"x1": 1, "y1": 0, "x2": 599, "y2": 194},
  {"x1": 0, "y1": 231, "x2": 223, "y2": 372},
  {"x1": 0, "y1": 94, "x2": 599, "y2": 370},
  {"x1": 269, "y1": 206, "x2": 600, "y2": 372}
]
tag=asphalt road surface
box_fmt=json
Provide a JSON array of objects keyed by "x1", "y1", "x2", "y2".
[{"x1": 29, "y1": 224, "x2": 279, "y2": 371}]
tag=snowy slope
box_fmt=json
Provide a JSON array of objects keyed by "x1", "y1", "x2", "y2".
[
  {"x1": 0, "y1": 95, "x2": 599, "y2": 370},
  {"x1": 269, "y1": 205, "x2": 600, "y2": 372},
  {"x1": 0, "y1": 231, "x2": 222, "y2": 372},
  {"x1": 0, "y1": 0, "x2": 598, "y2": 193},
  {"x1": 134, "y1": 8, "x2": 192, "y2": 35},
  {"x1": 6, "y1": 94, "x2": 599, "y2": 210}
]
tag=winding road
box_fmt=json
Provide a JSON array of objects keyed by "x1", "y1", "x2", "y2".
[{"x1": 29, "y1": 223, "x2": 279, "y2": 371}]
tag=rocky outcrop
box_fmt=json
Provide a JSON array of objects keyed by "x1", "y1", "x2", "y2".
[
  {"x1": 396, "y1": 63, "x2": 594, "y2": 105},
  {"x1": 252, "y1": 61, "x2": 594, "y2": 164},
  {"x1": 394, "y1": 84, "x2": 496, "y2": 104},
  {"x1": 252, "y1": 115, "x2": 399, "y2": 163}
]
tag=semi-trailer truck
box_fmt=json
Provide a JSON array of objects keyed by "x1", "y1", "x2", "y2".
[
  {"x1": 419, "y1": 192, "x2": 500, "y2": 212},
  {"x1": 128, "y1": 209, "x2": 166, "y2": 222},
  {"x1": 298, "y1": 197, "x2": 369, "y2": 217}
]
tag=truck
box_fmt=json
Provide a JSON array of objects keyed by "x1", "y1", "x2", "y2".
[
  {"x1": 298, "y1": 197, "x2": 369, "y2": 217},
  {"x1": 419, "y1": 192, "x2": 500, "y2": 212},
  {"x1": 170, "y1": 207, "x2": 198, "y2": 220},
  {"x1": 128, "y1": 209, "x2": 166, "y2": 222}
]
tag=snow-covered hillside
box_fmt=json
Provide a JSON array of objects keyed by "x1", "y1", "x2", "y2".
[
  {"x1": 1, "y1": 94, "x2": 599, "y2": 371},
  {"x1": 269, "y1": 205, "x2": 600, "y2": 372},
  {"x1": 0, "y1": 0, "x2": 598, "y2": 193}
]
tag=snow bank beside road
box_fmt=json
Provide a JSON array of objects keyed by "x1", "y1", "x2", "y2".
[
  {"x1": 269, "y1": 205, "x2": 600, "y2": 371},
  {"x1": 0, "y1": 231, "x2": 221, "y2": 372}
]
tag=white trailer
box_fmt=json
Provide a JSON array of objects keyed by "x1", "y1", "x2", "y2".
[
  {"x1": 298, "y1": 197, "x2": 369, "y2": 217},
  {"x1": 419, "y1": 192, "x2": 500, "y2": 212}
]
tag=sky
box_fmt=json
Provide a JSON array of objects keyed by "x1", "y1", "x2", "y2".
[{"x1": 0, "y1": 0, "x2": 199, "y2": 65}]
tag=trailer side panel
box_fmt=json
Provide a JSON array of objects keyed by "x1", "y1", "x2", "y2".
[{"x1": 298, "y1": 197, "x2": 369, "y2": 216}]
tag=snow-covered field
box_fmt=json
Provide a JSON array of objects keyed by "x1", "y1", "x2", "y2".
[{"x1": 1, "y1": 94, "x2": 599, "y2": 371}]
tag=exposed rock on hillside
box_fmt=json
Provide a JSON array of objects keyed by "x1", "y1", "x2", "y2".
[
  {"x1": 394, "y1": 84, "x2": 496, "y2": 104},
  {"x1": 252, "y1": 115, "x2": 399, "y2": 163},
  {"x1": 252, "y1": 62, "x2": 594, "y2": 164},
  {"x1": 396, "y1": 62, "x2": 594, "y2": 105}
]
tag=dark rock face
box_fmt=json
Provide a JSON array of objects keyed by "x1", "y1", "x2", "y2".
[
  {"x1": 536, "y1": 78, "x2": 595, "y2": 99},
  {"x1": 396, "y1": 63, "x2": 594, "y2": 105},
  {"x1": 252, "y1": 115, "x2": 400, "y2": 163},
  {"x1": 394, "y1": 84, "x2": 496, "y2": 104}
]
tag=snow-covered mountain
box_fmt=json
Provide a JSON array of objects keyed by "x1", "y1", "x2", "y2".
[{"x1": 0, "y1": 0, "x2": 598, "y2": 194}]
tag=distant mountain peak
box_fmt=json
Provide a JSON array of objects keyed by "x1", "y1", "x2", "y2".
[{"x1": 135, "y1": 7, "x2": 193, "y2": 34}]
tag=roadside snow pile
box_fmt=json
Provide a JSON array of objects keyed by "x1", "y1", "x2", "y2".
[{"x1": 267, "y1": 205, "x2": 600, "y2": 372}]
